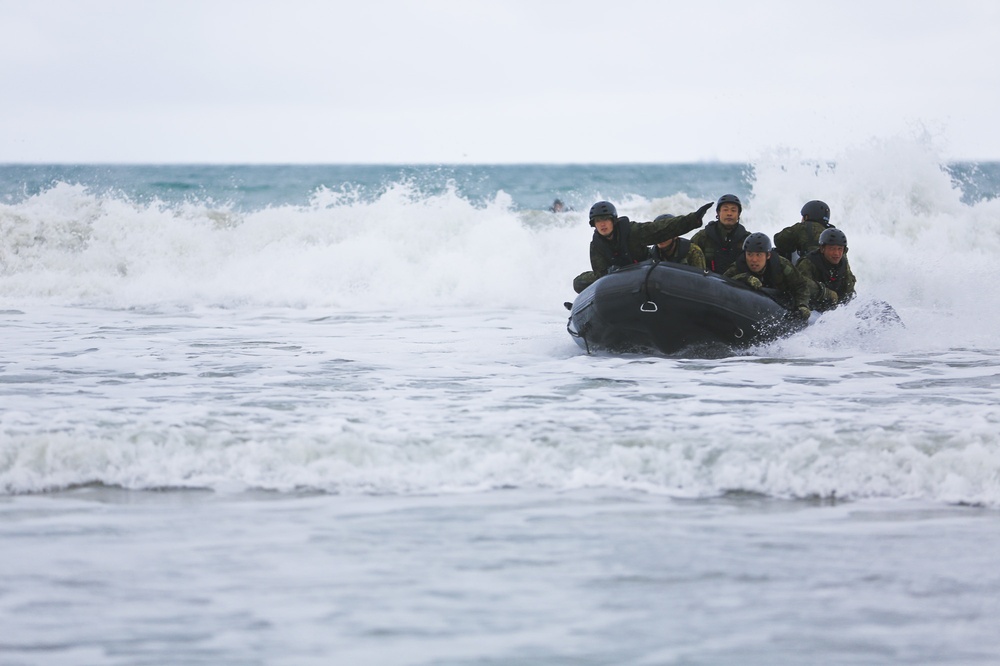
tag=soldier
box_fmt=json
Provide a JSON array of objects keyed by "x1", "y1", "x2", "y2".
[
  {"x1": 796, "y1": 227, "x2": 856, "y2": 311},
  {"x1": 774, "y1": 199, "x2": 835, "y2": 263},
  {"x1": 723, "y1": 232, "x2": 812, "y2": 320},
  {"x1": 572, "y1": 200, "x2": 713, "y2": 294},
  {"x1": 690, "y1": 194, "x2": 750, "y2": 274},
  {"x1": 649, "y1": 231, "x2": 707, "y2": 269}
]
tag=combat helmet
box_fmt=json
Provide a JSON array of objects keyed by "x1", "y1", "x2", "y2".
[
  {"x1": 589, "y1": 201, "x2": 618, "y2": 227},
  {"x1": 716, "y1": 193, "x2": 742, "y2": 215},
  {"x1": 801, "y1": 200, "x2": 831, "y2": 223},
  {"x1": 742, "y1": 232, "x2": 772, "y2": 253},
  {"x1": 818, "y1": 227, "x2": 847, "y2": 249}
]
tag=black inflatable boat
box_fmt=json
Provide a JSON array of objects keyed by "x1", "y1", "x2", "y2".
[{"x1": 566, "y1": 260, "x2": 807, "y2": 355}]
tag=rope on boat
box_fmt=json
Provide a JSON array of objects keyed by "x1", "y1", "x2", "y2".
[{"x1": 640, "y1": 260, "x2": 660, "y2": 313}]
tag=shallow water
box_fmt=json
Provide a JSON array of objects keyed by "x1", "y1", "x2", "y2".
[
  {"x1": 4, "y1": 305, "x2": 997, "y2": 504},
  {"x1": 3, "y1": 487, "x2": 998, "y2": 666},
  {"x1": 1, "y1": 304, "x2": 999, "y2": 664}
]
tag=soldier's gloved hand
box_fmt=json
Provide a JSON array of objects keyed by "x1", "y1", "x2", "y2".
[
  {"x1": 694, "y1": 202, "x2": 713, "y2": 222},
  {"x1": 797, "y1": 306, "x2": 812, "y2": 320},
  {"x1": 747, "y1": 276, "x2": 763, "y2": 290},
  {"x1": 826, "y1": 288, "x2": 839, "y2": 304}
]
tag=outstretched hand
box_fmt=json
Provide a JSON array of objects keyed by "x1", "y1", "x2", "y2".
[
  {"x1": 694, "y1": 202, "x2": 714, "y2": 222},
  {"x1": 797, "y1": 306, "x2": 812, "y2": 320}
]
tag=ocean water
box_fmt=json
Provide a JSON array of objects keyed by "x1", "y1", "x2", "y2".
[{"x1": 3, "y1": 138, "x2": 1000, "y2": 664}]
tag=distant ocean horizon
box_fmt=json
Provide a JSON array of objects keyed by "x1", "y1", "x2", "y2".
[{"x1": 5, "y1": 160, "x2": 999, "y2": 213}]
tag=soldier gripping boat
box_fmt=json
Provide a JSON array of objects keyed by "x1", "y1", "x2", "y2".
[{"x1": 566, "y1": 196, "x2": 900, "y2": 355}]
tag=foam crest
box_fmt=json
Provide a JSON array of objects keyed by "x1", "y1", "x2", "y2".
[
  {"x1": 746, "y1": 137, "x2": 1000, "y2": 347},
  {"x1": 2, "y1": 145, "x2": 999, "y2": 347},
  {"x1": 4, "y1": 413, "x2": 999, "y2": 506},
  {"x1": 0, "y1": 181, "x2": 579, "y2": 310}
]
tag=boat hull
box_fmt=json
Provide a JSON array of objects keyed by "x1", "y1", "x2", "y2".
[{"x1": 567, "y1": 261, "x2": 805, "y2": 355}]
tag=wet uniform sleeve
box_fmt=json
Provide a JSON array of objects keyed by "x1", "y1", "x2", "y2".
[
  {"x1": 686, "y1": 244, "x2": 707, "y2": 270},
  {"x1": 773, "y1": 224, "x2": 799, "y2": 259},
  {"x1": 723, "y1": 265, "x2": 752, "y2": 284},
  {"x1": 796, "y1": 260, "x2": 825, "y2": 305},
  {"x1": 634, "y1": 210, "x2": 705, "y2": 246},
  {"x1": 781, "y1": 259, "x2": 811, "y2": 309},
  {"x1": 573, "y1": 271, "x2": 599, "y2": 294},
  {"x1": 842, "y1": 262, "x2": 858, "y2": 301},
  {"x1": 589, "y1": 240, "x2": 610, "y2": 276}
]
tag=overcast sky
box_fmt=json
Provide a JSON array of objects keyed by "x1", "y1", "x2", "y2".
[{"x1": 3, "y1": 0, "x2": 999, "y2": 164}]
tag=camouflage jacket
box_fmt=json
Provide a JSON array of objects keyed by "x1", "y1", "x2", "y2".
[
  {"x1": 796, "y1": 250, "x2": 857, "y2": 311},
  {"x1": 774, "y1": 220, "x2": 834, "y2": 261},
  {"x1": 690, "y1": 221, "x2": 750, "y2": 274},
  {"x1": 723, "y1": 253, "x2": 811, "y2": 310},
  {"x1": 573, "y1": 209, "x2": 704, "y2": 293}
]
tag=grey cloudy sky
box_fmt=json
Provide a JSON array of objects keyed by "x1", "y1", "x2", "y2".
[{"x1": 2, "y1": 0, "x2": 999, "y2": 163}]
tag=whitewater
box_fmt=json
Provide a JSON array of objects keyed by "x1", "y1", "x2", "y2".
[{"x1": 2, "y1": 139, "x2": 1000, "y2": 664}]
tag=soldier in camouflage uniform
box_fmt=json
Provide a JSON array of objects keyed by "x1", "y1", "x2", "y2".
[
  {"x1": 690, "y1": 194, "x2": 750, "y2": 274},
  {"x1": 649, "y1": 231, "x2": 707, "y2": 269},
  {"x1": 723, "y1": 232, "x2": 812, "y2": 320},
  {"x1": 796, "y1": 227, "x2": 856, "y2": 311},
  {"x1": 572, "y1": 200, "x2": 713, "y2": 294},
  {"x1": 774, "y1": 200, "x2": 835, "y2": 263}
]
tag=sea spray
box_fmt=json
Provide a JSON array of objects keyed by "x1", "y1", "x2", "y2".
[{"x1": 4, "y1": 146, "x2": 998, "y2": 346}]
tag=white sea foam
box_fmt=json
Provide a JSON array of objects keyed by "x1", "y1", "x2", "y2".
[
  {"x1": 2, "y1": 140, "x2": 998, "y2": 332},
  {"x1": 1, "y1": 140, "x2": 999, "y2": 504}
]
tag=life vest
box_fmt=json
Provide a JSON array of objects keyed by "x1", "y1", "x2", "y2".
[
  {"x1": 730, "y1": 253, "x2": 795, "y2": 309},
  {"x1": 650, "y1": 237, "x2": 692, "y2": 264},
  {"x1": 730, "y1": 253, "x2": 784, "y2": 289},
  {"x1": 803, "y1": 250, "x2": 849, "y2": 294},
  {"x1": 703, "y1": 221, "x2": 749, "y2": 274},
  {"x1": 593, "y1": 217, "x2": 646, "y2": 269}
]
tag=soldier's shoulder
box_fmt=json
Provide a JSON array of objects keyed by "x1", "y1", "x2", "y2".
[{"x1": 777, "y1": 255, "x2": 797, "y2": 271}]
